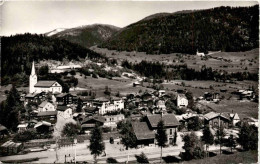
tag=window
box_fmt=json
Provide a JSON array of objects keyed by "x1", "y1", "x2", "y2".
[{"x1": 170, "y1": 129, "x2": 172, "y2": 135}]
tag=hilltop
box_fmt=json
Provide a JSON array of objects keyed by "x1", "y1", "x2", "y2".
[
  {"x1": 47, "y1": 24, "x2": 120, "y2": 48},
  {"x1": 100, "y1": 5, "x2": 259, "y2": 54}
]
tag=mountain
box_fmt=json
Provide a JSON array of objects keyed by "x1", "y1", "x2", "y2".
[
  {"x1": 47, "y1": 24, "x2": 120, "y2": 48},
  {"x1": 100, "y1": 5, "x2": 259, "y2": 54},
  {"x1": 1, "y1": 33, "x2": 106, "y2": 85},
  {"x1": 45, "y1": 28, "x2": 67, "y2": 36}
]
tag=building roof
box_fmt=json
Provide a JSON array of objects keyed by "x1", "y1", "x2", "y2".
[
  {"x1": 82, "y1": 116, "x2": 106, "y2": 124},
  {"x1": 34, "y1": 121, "x2": 51, "y2": 128},
  {"x1": 95, "y1": 97, "x2": 109, "y2": 102},
  {"x1": 57, "y1": 105, "x2": 70, "y2": 111},
  {"x1": 132, "y1": 121, "x2": 155, "y2": 140},
  {"x1": 37, "y1": 111, "x2": 57, "y2": 117},
  {"x1": 39, "y1": 101, "x2": 50, "y2": 108},
  {"x1": 1, "y1": 140, "x2": 22, "y2": 148},
  {"x1": 0, "y1": 124, "x2": 7, "y2": 132},
  {"x1": 85, "y1": 106, "x2": 97, "y2": 113},
  {"x1": 25, "y1": 93, "x2": 39, "y2": 98},
  {"x1": 146, "y1": 114, "x2": 180, "y2": 128},
  {"x1": 204, "y1": 112, "x2": 230, "y2": 121},
  {"x1": 81, "y1": 124, "x2": 96, "y2": 128},
  {"x1": 17, "y1": 123, "x2": 28, "y2": 128},
  {"x1": 178, "y1": 94, "x2": 187, "y2": 99},
  {"x1": 34, "y1": 81, "x2": 57, "y2": 87}
]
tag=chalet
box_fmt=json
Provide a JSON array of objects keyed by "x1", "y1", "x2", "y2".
[
  {"x1": 132, "y1": 121, "x2": 155, "y2": 147},
  {"x1": 17, "y1": 123, "x2": 28, "y2": 133},
  {"x1": 38, "y1": 101, "x2": 55, "y2": 112},
  {"x1": 36, "y1": 111, "x2": 57, "y2": 123},
  {"x1": 24, "y1": 92, "x2": 42, "y2": 105},
  {"x1": 57, "y1": 106, "x2": 73, "y2": 119},
  {"x1": 133, "y1": 81, "x2": 141, "y2": 87},
  {"x1": 204, "y1": 112, "x2": 230, "y2": 128},
  {"x1": 0, "y1": 140, "x2": 23, "y2": 156},
  {"x1": 155, "y1": 99, "x2": 166, "y2": 112},
  {"x1": 34, "y1": 121, "x2": 52, "y2": 134},
  {"x1": 146, "y1": 114, "x2": 180, "y2": 144},
  {"x1": 84, "y1": 106, "x2": 98, "y2": 114},
  {"x1": 104, "y1": 114, "x2": 125, "y2": 128},
  {"x1": 56, "y1": 93, "x2": 78, "y2": 105},
  {"x1": 177, "y1": 94, "x2": 188, "y2": 108},
  {"x1": 158, "y1": 90, "x2": 166, "y2": 97},
  {"x1": 0, "y1": 124, "x2": 8, "y2": 138},
  {"x1": 81, "y1": 116, "x2": 105, "y2": 134}
]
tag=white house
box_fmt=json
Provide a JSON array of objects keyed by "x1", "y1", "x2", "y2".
[
  {"x1": 57, "y1": 106, "x2": 73, "y2": 119},
  {"x1": 29, "y1": 61, "x2": 62, "y2": 94},
  {"x1": 196, "y1": 50, "x2": 205, "y2": 57},
  {"x1": 230, "y1": 113, "x2": 240, "y2": 126},
  {"x1": 38, "y1": 101, "x2": 55, "y2": 112},
  {"x1": 158, "y1": 90, "x2": 166, "y2": 97},
  {"x1": 94, "y1": 97, "x2": 124, "y2": 115},
  {"x1": 177, "y1": 94, "x2": 188, "y2": 108},
  {"x1": 104, "y1": 114, "x2": 125, "y2": 127},
  {"x1": 156, "y1": 99, "x2": 166, "y2": 111}
]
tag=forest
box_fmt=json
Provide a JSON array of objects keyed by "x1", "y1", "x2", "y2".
[
  {"x1": 1, "y1": 33, "x2": 106, "y2": 86},
  {"x1": 101, "y1": 5, "x2": 259, "y2": 54}
]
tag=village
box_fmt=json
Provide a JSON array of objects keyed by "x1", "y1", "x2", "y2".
[{"x1": 0, "y1": 60, "x2": 258, "y2": 163}]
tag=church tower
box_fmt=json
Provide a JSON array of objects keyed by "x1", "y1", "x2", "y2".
[{"x1": 29, "y1": 61, "x2": 37, "y2": 93}]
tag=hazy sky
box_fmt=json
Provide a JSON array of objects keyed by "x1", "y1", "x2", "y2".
[{"x1": 0, "y1": 1, "x2": 258, "y2": 36}]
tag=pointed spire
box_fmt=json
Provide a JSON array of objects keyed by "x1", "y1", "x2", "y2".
[{"x1": 31, "y1": 61, "x2": 36, "y2": 75}]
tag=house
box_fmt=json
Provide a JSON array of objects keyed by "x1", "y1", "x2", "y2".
[
  {"x1": 133, "y1": 81, "x2": 141, "y2": 87},
  {"x1": 132, "y1": 121, "x2": 155, "y2": 147},
  {"x1": 30, "y1": 61, "x2": 62, "y2": 94},
  {"x1": 177, "y1": 94, "x2": 188, "y2": 108},
  {"x1": 34, "y1": 121, "x2": 52, "y2": 134},
  {"x1": 24, "y1": 92, "x2": 42, "y2": 105},
  {"x1": 0, "y1": 124, "x2": 8, "y2": 138},
  {"x1": 239, "y1": 90, "x2": 255, "y2": 100},
  {"x1": 17, "y1": 123, "x2": 28, "y2": 133},
  {"x1": 38, "y1": 101, "x2": 55, "y2": 112},
  {"x1": 204, "y1": 112, "x2": 230, "y2": 128},
  {"x1": 93, "y1": 97, "x2": 124, "y2": 115},
  {"x1": 104, "y1": 114, "x2": 125, "y2": 128},
  {"x1": 158, "y1": 90, "x2": 166, "y2": 97},
  {"x1": 146, "y1": 114, "x2": 180, "y2": 144},
  {"x1": 196, "y1": 50, "x2": 205, "y2": 57},
  {"x1": 141, "y1": 92, "x2": 153, "y2": 101},
  {"x1": 36, "y1": 111, "x2": 57, "y2": 124},
  {"x1": 0, "y1": 140, "x2": 23, "y2": 156},
  {"x1": 56, "y1": 93, "x2": 78, "y2": 106},
  {"x1": 229, "y1": 113, "x2": 240, "y2": 126},
  {"x1": 57, "y1": 106, "x2": 73, "y2": 119},
  {"x1": 155, "y1": 99, "x2": 166, "y2": 112},
  {"x1": 81, "y1": 116, "x2": 105, "y2": 134}
]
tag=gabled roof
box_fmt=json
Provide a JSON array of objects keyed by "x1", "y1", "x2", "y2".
[
  {"x1": 39, "y1": 101, "x2": 51, "y2": 108},
  {"x1": 37, "y1": 111, "x2": 57, "y2": 116},
  {"x1": 204, "y1": 112, "x2": 230, "y2": 121},
  {"x1": 0, "y1": 124, "x2": 7, "y2": 132},
  {"x1": 178, "y1": 94, "x2": 187, "y2": 99},
  {"x1": 146, "y1": 114, "x2": 180, "y2": 128},
  {"x1": 25, "y1": 93, "x2": 39, "y2": 98},
  {"x1": 57, "y1": 105, "x2": 71, "y2": 111},
  {"x1": 34, "y1": 121, "x2": 51, "y2": 128},
  {"x1": 82, "y1": 116, "x2": 106, "y2": 124},
  {"x1": 34, "y1": 81, "x2": 58, "y2": 87},
  {"x1": 132, "y1": 121, "x2": 155, "y2": 140}
]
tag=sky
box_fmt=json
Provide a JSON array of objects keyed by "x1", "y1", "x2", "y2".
[{"x1": 0, "y1": 1, "x2": 258, "y2": 36}]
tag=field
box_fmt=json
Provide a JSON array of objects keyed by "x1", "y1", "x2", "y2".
[{"x1": 91, "y1": 47, "x2": 259, "y2": 73}]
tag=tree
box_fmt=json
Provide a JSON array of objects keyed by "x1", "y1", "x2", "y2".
[
  {"x1": 173, "y1": 129, "x2": 177, "y2": 145},
  {"x1": 182, "y1": 131, "x2": 205, "y2": 160},
  {"x1": 237, "y1": 122, "x2": 258, "y2": 151},
  {"x1": 119, "y1": 121, "x2": 137, "y2": 163},
  {"x1": 226, "y1": 134, "x2": 236, "y2": 152},
  {"x1": 106, "y1": 157, "x2": 118, "y2": 163},
  {"x1": 76, "y1": 98, "x2": 83, "y2": 113},
  {"x1": 187, "y1": 117, "x2": 202, "y2": 131},
  {"x1": 155, "y1": 120, "x2": 167, "y2": 163},
  {"x1": 38, "y1": 65, "x2": 49, "y2": 76},
  {"x1": 201, "y1": 125, "x2": 214, "y2": 157},
  {"x1": 89, "y1": 124, "x2": 105, "y2": 163},
  {"x1": 215, "y1": 125, "x2": 225, "y2": 154},
  {"x1": 135, "y1": 152, "x2": 149, "y2": 163},
  {"x1": 104, "y1": 86, "x2": 111, "y2": 96},
  {"x1": 62, "y1": 122, "x2": 81, "y2": 138}
]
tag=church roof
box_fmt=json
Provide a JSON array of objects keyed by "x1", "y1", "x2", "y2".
[{"x1": 34, "y1": 81, "x2": 57, "y2": 87}]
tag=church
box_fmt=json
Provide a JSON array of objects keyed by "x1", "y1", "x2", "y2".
[{"x1": 29, "y1": 61, "x2": 62, "y2": 94}]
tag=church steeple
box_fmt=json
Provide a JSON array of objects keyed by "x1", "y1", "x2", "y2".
[
  {"x1": 29, "y1": 61, "x2": 37, "y2": 93},
  {"x1": 31, "y1": 61, "x2": 36, "y2": 75}
]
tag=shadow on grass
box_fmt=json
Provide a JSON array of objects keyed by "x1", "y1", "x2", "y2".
[
  {"x1": 162, "y1": 155, "x2": 182, "y2": 163},
  {"x1": 209, "y1": 151, "x2": 217, "y2": 157}
]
